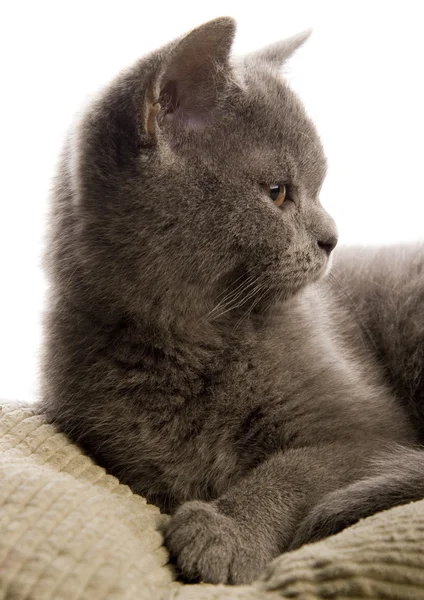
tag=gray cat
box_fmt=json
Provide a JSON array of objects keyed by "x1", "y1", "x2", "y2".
[{"x1": 39, "y1": 17, "x2": 424, "y2": 585}]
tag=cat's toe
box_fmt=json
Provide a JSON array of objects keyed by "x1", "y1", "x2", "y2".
[{"x1": 164, "y1": 500, "x2": 262, "y2": 584}]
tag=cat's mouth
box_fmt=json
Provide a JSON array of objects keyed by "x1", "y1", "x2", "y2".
[{"x1": 209, "y1": 244, "x2": 329, "y2": 322}]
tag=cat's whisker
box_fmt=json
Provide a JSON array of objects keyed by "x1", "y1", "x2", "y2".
[
  {"x1": 233, "y1": 285, "x2": 269, "y2": 331},
  {"x1": 204, "y1": 275, "x2": 256, "y2": 318},
  {"x1": 206, "y1": 285, "x2": 262, "y2": 323},
  {"x1": 214, "y1": 277, "x2": 261, "y2": 312},
  {"x1": 232, "y1": 289, "x2": 267, "y2": 331},
  {"x1": 262, "y1": 288, "x2": 285, "y2": 328},
  {"x1": 215, "y1": 270, "x2": 257, "y2": 302},
  {"x1": 203, "y1": 274, "x2": 261, "y2": 321},
  {"x1": 208, "y1": 281, "x2": 264, "y2": 322},
  {"x1": 207, "y1": 273, "x2": 258, "y2": 318}
]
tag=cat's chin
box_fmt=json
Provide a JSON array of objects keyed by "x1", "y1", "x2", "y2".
[
  {"x1": 250, "y1": 282, "x2": 308, "y2": 315},
  {"x1": 236, "y1": 264, "x2": 327, "y2": 317},
  {"x1": 321, "y1": 253, "x2": 334, "y2": 278}
]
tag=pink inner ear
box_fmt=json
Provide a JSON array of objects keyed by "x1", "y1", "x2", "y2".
[
  {"x1": 163, "y1": 111, "x2": 209, "y2": 130},
  {"x1": 160, "y1": 80, "x2": 180, "y2": 114},
  {"x1": 154, "y1": 18, "x2": 235, "y2": 134},
  {"x1": 160, "y1": 79, "x2": 210, "y2": 131}
]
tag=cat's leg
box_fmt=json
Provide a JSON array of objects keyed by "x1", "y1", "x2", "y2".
[
  {"x1": 164, "y1": 442, "x2": 377, "y2": 584},
  {"x1": 290, "y1": 445, "x2": 424, "y2": 550}
]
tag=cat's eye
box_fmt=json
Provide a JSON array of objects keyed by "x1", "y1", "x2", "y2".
[{"x1": 262, "y1": 183, "x2": 287, "y2": 207}]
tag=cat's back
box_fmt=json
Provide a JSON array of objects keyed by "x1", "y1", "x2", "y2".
[{"x1": 328, "y1": 244, "x2": 424, "y2": 433}]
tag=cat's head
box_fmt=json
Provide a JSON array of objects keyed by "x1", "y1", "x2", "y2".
[{"x1": 50, "y1": 17, "x2": 337, "y2": 328}]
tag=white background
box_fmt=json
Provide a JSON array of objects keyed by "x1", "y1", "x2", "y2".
[{"x1": 1, "y1": 1, "x2": 423, "y2": 402}]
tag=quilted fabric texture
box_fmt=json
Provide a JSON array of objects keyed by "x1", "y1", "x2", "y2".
[{"x1": 1, "y1": 400, "x2": 424, "y2": 600}]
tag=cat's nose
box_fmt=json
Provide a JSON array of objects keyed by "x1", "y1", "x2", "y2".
[{"x1": 317, "y1": 235, "x2": 338, "y2": 255}]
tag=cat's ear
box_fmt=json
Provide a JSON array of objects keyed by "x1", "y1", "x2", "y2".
[
  {"x1": 145, "y1": 17, "x2": 236, "y2": 138},
  {"x1": 244, "y1": 30, "x2": 311, "y2": 70}
]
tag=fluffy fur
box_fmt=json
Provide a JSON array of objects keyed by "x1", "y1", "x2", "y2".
[{"x1": 39, "y1": 18, "x2": 424, "y2": 584}]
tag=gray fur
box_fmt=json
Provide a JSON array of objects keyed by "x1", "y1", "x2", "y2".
[{"x1": 39, "y1": 17, "x2": 424, "y2": 585}]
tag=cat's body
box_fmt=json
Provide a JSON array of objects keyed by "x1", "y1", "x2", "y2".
[{"x1": 40, "y1": 18, "x2": 424, "y2": 584}]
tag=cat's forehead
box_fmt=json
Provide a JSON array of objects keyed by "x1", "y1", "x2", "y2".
[{"x1": 219, "y1": 63, "x2": 327, "y2": 191}]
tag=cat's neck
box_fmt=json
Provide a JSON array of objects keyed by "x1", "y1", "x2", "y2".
[
  {"x1": 109, "y1": 290, "x2": 309, "y2": 369},
  {"x1": 57, "y1": 284, "x2": 314, "y2": 378}
]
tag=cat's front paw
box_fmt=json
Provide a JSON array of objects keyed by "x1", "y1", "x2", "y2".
[{"x1": 164, "y1": 500, "x2": 267, "y2": 584}]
